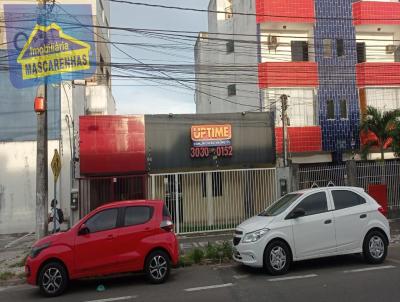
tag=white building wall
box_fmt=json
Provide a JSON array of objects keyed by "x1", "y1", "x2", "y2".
[
  {"x1": 195, "y1": 0, "x2": 259, "y2": 113},
  {"x1": 0, "y1": 83, "x2": 88, "y2": 234}
]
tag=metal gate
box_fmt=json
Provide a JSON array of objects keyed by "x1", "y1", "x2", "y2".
[
  {"x1": 79, "y1": 175, "x2": 146, "y2": 217},
  {"x1": 356, "y1": 160, "x2": 400, "y2": 211},
  {"x1": 298, "y1": 163, "x2": 346, "y2": 189},
  {"x1": 148, "y1": 168, "x2": 277, "y2": 234}
]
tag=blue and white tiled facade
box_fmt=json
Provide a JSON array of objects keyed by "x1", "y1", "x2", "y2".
[{"x1": 314, "y1": 0, "x2": 360, "y2": 161}]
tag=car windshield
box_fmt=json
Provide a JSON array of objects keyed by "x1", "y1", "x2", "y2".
[{"x1": 259, "y1": 193, "x2": 302, "y2": 216}]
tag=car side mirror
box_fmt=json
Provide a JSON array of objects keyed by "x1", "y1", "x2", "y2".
[
  {"x1": 78, "y1": 224, "x2": 90, "y2": 235},
  {"x1": 290, "y1": 208, "x2": 306, "y2": 219}
]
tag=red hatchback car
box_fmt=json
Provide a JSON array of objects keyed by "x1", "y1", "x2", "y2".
[{"x1": 25, "y1": 200, "x2": 179, "y2": 297}]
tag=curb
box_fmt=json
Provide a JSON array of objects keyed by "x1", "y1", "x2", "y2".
[{"x1": 0, "y1": 278, "x2": 26, "y2": 288}]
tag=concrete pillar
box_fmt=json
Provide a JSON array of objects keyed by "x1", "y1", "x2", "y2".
[
  {"x1": 346, "y1": 160, "x2": 358, "y2": 187},
  {"x1": 290, "y1": 164, "x2": 300, "y2": 192}
]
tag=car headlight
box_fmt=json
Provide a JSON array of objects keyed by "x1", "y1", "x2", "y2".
[
  {"x1": 242, "y1": 229, "x2": 270, "y2": 243},
  {"x1": 30, "y1": 242, "x2": 51, "y2": 259}
]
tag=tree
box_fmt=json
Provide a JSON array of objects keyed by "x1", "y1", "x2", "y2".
[
  {"x1": 360, "y1": 106, "x2": 400, "y2": 160},
  {"x1": 391, "y1": 122, "x2": 400, "y2": 157}
]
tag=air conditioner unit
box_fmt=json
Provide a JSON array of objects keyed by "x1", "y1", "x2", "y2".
[
  {"x1": 267, "y1": 35, "x2": 279, "y2": 52},
  {"x1": 385, "y1": 45, "x2": 397, "y2": 54}
]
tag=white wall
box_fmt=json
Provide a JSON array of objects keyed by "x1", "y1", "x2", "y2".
[
  {"x1": 86, "y1": 85, "x2": 116, "y2": 114},
  {"x1": 0, "y1": 83, "x2": 87, "y2": 234},
  {"x1": 0, "y1": 140, "x2": 58, "y2": 234},
  {"x1": 195, "y1": 0, "x2": 260, "y2": 113},
  {"x1": 357, "y1": 32, "x2": 395, "y2": 62},
  {"x1": 260, "y1": 30, "x2": 314, "y2": 63},
  {"x1": 366, "y1": 87, "x2": 400, "y2": 111}
]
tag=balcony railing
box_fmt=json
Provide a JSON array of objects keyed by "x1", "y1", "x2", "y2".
[
  {"x1": 258, "y1": 62, "x2": 319, "y2": 88},
  {"x1": 356, "y1": 62, "x2": 400, "y2": 86},
  {"x1": 353, "y1": 1, "x2": 400, "y2": 25},
  {"x1": 256, "y1": 0, "x2": 315, "y2": 24}
]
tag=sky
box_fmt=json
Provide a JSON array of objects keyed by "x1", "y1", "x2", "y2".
[{"x1": 110, "y1": 0, "x2": 210, "y2": 114}]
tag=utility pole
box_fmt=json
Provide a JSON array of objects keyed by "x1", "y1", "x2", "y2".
[
  {"x1": 35, "y1": 0, "x2": 49, "y2": 239},
  {"x1": 280, "y1": 94, "x2": 289, "y2": 167}
]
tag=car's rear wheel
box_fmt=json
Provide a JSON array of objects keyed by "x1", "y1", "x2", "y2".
[
  {"x1": 363, "y1": 230, "x2": 388, "y2": 264},
  {"x1": 264, "y1": 240, "x2": 291, "y2": 275},
  {"x1": 38, "y1": 262, "x2": 68, "y2": 297},
  {"x1": 145, "y1": 250, "x2": 171, "y2": 284}
]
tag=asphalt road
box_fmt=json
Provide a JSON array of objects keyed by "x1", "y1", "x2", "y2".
[{"x1": 1, "y1": 244, "x2": 400, "y2": 302}]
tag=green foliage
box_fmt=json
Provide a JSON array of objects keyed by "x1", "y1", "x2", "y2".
[
  {"x1": 0, "y1": 271, "x2": 15, "y2": 281},
  {"x1": 8, "y1": 254, "x2": 28, "y2": 268},
  {"x1": 189, "y1": 248, "x2": 205, "y2": 264},
  {"x1": 220, "y1": 241, "x2": 233, "y2": 260},
  {"x1": 178, "y1": 255, "x2": 193, "y2": 267},
  {"x1": 360, "y1": 106, "x2": 400, "y2": 160},
  {"x1": 205, "y1": 242, "x2": 219, "y2": 260}
]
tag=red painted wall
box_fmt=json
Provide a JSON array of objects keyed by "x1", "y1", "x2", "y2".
[
  {"x1": 356, "y1": 63, "x2": 400, "y2": 87},
  {"x1": 259, "y1": 62, "x2": 319, "y2": 88},
  {"x1": 275, "y1": 126, "x2": 322, "y2": 154},
  {"x1": 80, "y1": 116, "x2": 146, "y2": 175},
  {"x1": 256, "y1": 0, "x2": 315, "y2": 24},
  {"x1": 353, "y1": 1, "x2": 400, "y2": 25}
]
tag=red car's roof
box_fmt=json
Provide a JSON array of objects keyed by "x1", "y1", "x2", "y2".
[{"x1": 96, "y1": 200, "x2": 164, "y2": 211}]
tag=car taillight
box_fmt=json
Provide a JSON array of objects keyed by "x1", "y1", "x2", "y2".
[
  {"x1": 160, "y1": 220, "x2": 174, "y2": 232},
  {"x1": 378, "y1": 206, "x2": 387, "y2": 217}
]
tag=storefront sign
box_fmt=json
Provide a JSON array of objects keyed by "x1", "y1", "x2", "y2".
[
  {"x1": 191, "y1": 124, "x2": 232, "y2": 147},
  {"x1": 190, "y1": 124, "x2": 233, "y2": 158},
  {"x1": 4, "y1": 4, "x2": 96, "y2": 88}
]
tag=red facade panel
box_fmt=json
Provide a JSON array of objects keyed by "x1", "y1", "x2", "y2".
[
  {"x1": 79, "y1": 115, "x2": 146, "y2": 175},
  {"x1": 275, "y1": 126, "x2": 322, "y2": 154},
  {"x1": 356, "y1": 62, "x2": 400, "y2": 87},
  {"x1": 368, "y1": 184, "x2": 388, "y2": 217},
  {"x1": 256, "y1": 0, "x2": 315, "y2": 24},
  {"x1": 258, "y1": 62, "x2": 319, "y2": 88},
  {"x1": 353, "y1": 1, "x2": 400, "y2": 25}
]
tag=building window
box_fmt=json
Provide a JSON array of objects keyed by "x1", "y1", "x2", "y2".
[
  {"x1": 357, "y1": 42, "x2": 366, "y2": 63},
  {"x1": 226, "y1": 40, "x2": 234, "y2": 53},
  {"x1": 323, "y1": 39, "x2": 332, "y2": 58},
  {"x1": 227, "y1": 84, "x2": 236, "y2": 96},
  {"x1": 225, "y1": 0, "x2": 233, "y2": 20},
  {"x1": 291, "y1": 41, "x2": 309, "y2": 62},
  {"x1": 327, "y1": 99, "x2": 335, "y2": 119},
  {"x1": 340, "y1": 99, "x2": 347, "y2": 119},
  {"x1": 337, "y1": 39, "x2": 344, "y2": 57},
  {"x1": 202, "y1": 172, "x2": 223, "y2": 197}
]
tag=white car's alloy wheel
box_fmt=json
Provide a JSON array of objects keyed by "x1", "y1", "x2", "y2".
[
  {"x1": 369, "y1": 235, "x2": 385, "y2": 260},
  {"x1": 270, "y1": 246, "x2": 287, "y2": 271}
]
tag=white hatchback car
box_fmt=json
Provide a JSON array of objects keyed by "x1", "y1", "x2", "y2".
[{"x1": 233, "y1": 187, "x2": 390, "y2": 275}]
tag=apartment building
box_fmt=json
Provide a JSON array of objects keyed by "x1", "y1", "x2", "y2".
[{"x1": 195, "y1": 0, "x2": 400, "y2": 163}]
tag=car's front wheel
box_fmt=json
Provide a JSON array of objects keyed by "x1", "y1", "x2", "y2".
[
  {"x1": 363, "y1": 230, "x2": 388, "y2": 264},
  {"x1": 264, "y1": 240, "x2": 291, "y2": 275},
  {"x1": 38, "y1": 261, "x2": 68, "y2": 297},
  {"x1": 145, "y1": 250, "x2": 171, "y2": 284}
]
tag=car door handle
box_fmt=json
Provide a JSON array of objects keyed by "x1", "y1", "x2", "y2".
[
  {"x1": 324, "y1": 219, "x2": 332, "y2": 224},
  {"x1": 360, "y1": 214, "x2": 367, "y2": 219}
]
